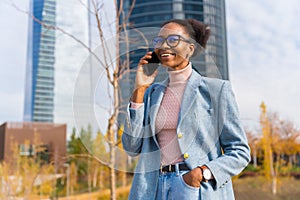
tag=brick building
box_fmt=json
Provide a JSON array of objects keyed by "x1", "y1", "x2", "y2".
[{"x1": 0, "y1": 122, "x2": 66, "y2": 165}]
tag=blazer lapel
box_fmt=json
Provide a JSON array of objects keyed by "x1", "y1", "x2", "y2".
[
  {"x1": 148, "y1": 80, "x2": 168, "y2": 136},
  {"x1": 177, "y1": 71, "x2": 214, "y2": 154},
  {"x1": 147, "y1": 69, "x2": 214, "y2": 155},
  {"x1": 177, "y1": 71, "x2": 202, "y2": 129}
]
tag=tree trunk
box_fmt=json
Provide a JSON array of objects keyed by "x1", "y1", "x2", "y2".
[
  {"x1": 93, "y1": 166, "x2": 98, "y2": 188},
  {"x1": 88, "y1": 158, "x2": 92, "y2": 193},
  {"x1": 272, "y1": 177, "x2": 277, "y2": 195},
  {"x1": 289, "y1": 155, "x2": 293, "y2": 168},
  {"x1": 122, "y1": 171, "x2": 127, "y2": 187},
  {"x1": 109, "y1": 140, "x2": 116, "y2": 200},
  {"x1": 253, "y1": 148, "x2": 257, "y2": 168},
  {"x1": 270, "y1": 151, "x2": 276, "y2": 195},
  {"x1": 292, "y1": 154, "x2": 296, "y2": 167},
  {"x1": 108, "y1": 117, "x2": 116, "y2": 200}
]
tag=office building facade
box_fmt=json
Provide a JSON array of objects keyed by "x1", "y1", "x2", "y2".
[
  {"x1": 24, "y1": 0, "x2": 90, "y2": 132},
  {"x1": 24, "y1": 0, "x2": 56, "y2": 122}
]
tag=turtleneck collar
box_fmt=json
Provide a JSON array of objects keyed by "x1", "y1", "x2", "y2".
[{"x1": 167, "y1": 62, "x2": 192, "y2": 86}]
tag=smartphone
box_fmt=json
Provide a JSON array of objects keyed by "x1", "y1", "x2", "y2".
[{"x1": 143, "y1": 52, "x2": 160, "y2": 76}]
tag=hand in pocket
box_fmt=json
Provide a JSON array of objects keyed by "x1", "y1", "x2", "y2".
[{"x1": 182, "y1": 167, "x2": 203, "y2": 188}]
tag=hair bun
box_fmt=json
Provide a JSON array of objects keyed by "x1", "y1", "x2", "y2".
[
  {"x1": 187, "y1": 18, "x2": 210, "y2": 48},
  {"x1": 161, "y1": 18, "x2": 211, "y2": 56},
  {"x1": 202, "y1": 25, "x2": 211, "y2": 48}
]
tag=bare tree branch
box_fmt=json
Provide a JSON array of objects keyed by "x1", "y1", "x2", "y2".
[
  {"x1": 92, "y1": 0, "x2": 114, "y2": 84},
  {"x1": 125, "y1": 0, "x2": 136, "y2": 22},
  {"x1": 9, "y1": 0, "x2": 104, "y2": 68},
  {"x1": 115, "y1": 0, "x2": 123, "y2": 19},
  {"x1": 77, "y1": 0, "x2": 95, "y2": 14}
]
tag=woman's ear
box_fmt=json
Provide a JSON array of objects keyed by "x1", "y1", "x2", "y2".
[{"x1": 189, "y1": 43, "x2": 195, "y2": 57}]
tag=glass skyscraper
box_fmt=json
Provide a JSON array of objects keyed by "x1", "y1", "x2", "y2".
[
  {"x1": 24, "y1": 0, "x2": 56, "y2": 122},
  {"x1": 24, "y1": 0, "x2": 90, "y2": 132},
  {"x1": 53, "y1": 0, "x2": 90, "y2": 131}
]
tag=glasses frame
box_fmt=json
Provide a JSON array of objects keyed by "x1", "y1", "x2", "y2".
[{"x1": 152, "y1": 34, "x2": 192, "y2": 48}]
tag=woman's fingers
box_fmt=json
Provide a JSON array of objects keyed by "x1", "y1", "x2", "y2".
[
  {"x1": 137, "y1": 51, "x2": 156, "y2": 71},
  {"x1": 135, "y1": 51, "x2": 158, "y2": 88},
  {"x1": 139, "y1": 51, "x2": 153, "y2": 65}
]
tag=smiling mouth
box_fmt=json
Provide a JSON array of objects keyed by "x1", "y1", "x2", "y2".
[{"x1": 160, "y1": 53, "x2": 175, "y2": 57}]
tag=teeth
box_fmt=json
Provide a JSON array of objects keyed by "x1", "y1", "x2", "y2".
[{"x1": 161, "y1": 53, "x2": 171, "y2": 57}]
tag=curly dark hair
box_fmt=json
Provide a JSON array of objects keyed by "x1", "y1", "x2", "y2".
[{"x1": 161, "y1": 18, "x2": 211, "y2": 56}]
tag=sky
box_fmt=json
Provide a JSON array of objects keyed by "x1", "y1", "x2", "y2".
[
  {"x1": 226, "y1": 0, "x2": 300, "y2": 131},
  {"x1": 0, "y1": 0, "x2": 299, "y2": 133}
]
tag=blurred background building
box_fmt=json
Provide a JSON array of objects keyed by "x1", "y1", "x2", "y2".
[
  {"x1": 23, "y1": 0, "x2": 90, "y2": 135},
  {"x1": 0, "y1": 122, "x2": 66, "y2": 165},
  {"x1": 23, "y1": 0, "x2": 56, "y2": 123}
]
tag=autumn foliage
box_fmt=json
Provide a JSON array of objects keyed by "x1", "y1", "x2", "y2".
[{"x1": 245, "y1": 102, "x2": 300, "y2": 195}]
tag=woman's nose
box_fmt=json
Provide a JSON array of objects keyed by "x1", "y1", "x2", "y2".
[{"x1": 160, "y1": 39, "x2": 170, "y2": 49}]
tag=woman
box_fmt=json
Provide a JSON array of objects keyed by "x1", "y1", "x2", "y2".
[{"x1": 122, "y1": 18, "x2": 250, "y2": 200}]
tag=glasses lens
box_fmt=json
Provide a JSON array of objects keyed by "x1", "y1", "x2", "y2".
[
  {"x1": 166, "y1": 35, "x2": 180, "y2": 47},
  {"x1": 153, "y1": 37, "x2": 164, "y2": 48}
]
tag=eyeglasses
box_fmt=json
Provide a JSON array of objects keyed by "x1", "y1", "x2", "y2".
[{"x1": 152, "y1": 34, "x2": 192, "y2": 48}]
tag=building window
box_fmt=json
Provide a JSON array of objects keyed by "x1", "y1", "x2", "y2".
[
  {"x1": 19, "y1": 144, "x2": 34, "y2": 156},
  {"x1": 19, "y1": 144, "x2": 50, "y2": 163}
]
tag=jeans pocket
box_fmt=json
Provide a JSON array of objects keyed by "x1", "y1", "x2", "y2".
[{"x1": 179, "y1": 173, "x2": 200, "y2": 190}]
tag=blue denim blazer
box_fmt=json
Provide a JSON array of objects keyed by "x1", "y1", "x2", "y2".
[{"x1": 122, "y1": 70, "x2": 251, "y2": 200}]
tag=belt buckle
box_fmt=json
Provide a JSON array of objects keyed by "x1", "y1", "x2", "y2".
[{"x1": 160, "y1": 164, "x2": 172, "y2": 172}]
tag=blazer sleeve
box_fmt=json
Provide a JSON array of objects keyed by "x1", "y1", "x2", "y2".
[
  {"x1": 122, "y1": 87, "x2": 151, "y2": 157},
  {"x1": 205, "y1": 81, "x2": 251, "y2": 190}
]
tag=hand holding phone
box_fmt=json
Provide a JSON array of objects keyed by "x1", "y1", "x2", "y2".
[
  {"x1": 143, "y1": 52, "x2": 160, "y2": 76},
  {"x1": 146, "y1": 51, "x2": 160, "y2": 63}
]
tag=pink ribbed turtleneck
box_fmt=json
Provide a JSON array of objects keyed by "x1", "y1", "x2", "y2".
[{"x1": 156, "y1": 63, "x2": 192, "y2": 166}]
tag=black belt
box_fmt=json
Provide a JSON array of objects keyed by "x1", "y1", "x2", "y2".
[{"x1": 160, "y1": 163, "x2": 190, "y2": 172}]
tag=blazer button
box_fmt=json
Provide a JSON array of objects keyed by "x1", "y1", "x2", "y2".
[
  {"x1": 183, "y1": 153, "x2": 189, "y2": 159},
  {"x1": 178, "y1": 133, "x2": 183, "y2": 139}
]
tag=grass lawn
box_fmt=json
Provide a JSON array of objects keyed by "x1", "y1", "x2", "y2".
[{"x1": 233, "y1": 176, "x2": 300, "y2": 200}]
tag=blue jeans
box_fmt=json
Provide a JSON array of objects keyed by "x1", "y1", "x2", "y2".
[{"x1": 155, "y1": 164, "x2": 200, "y2": 200}]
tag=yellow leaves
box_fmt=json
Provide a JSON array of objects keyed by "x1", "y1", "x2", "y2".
[
  {"x1": 69, "y1": 162, "x2": 79, "y2": 194},
  {"x1": 1, "y1": 138, "x2": 57, "y2": 198},
  {"x1": 256, "y1": 102, "x2": 300, "y2": 195},
  {"x1": 117, "y1": 124, "x2": 124, "y2": 149},
  {"x1": 260, "y1": 102, "x2": 274, "y2": 180}
]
